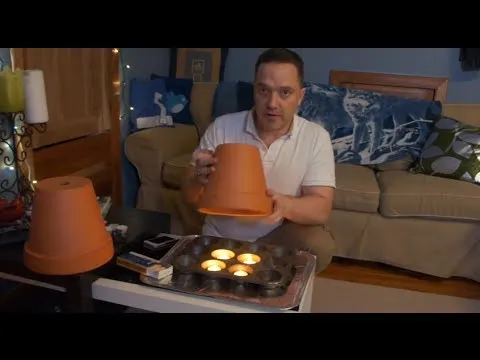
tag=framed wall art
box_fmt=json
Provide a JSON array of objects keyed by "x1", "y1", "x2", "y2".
[{"x1": 169, "y1": 48, "x2": 229, "y2": 83}]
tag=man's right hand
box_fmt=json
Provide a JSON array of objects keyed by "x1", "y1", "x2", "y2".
[{"x1": 193, "y1": 149, "x2": 217, "y2": 185}]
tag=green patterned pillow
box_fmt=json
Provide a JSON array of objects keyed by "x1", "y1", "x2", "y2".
[{"x1": 412, "y1": 116, "x2": 480, "y2": 184}]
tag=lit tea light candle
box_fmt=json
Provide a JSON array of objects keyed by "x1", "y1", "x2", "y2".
[
  {"x1": 211, "y1": 249, "x2": 235, "y2": 260},
  {"x1": 208, "y1": 265, "x2": 221, "y2": 271},
  {"x1": 237, "y1": 253, "x2": 261, "y2": 265},
  {"x1": 201, "y1": 259, "x2": 226, "y2": 272},
  {"x1": 233, "y1": 270, "x2": 248, "y2": 277},
  {"x1": 228, "y1": 264, "x2": 253, "y2": 277}
]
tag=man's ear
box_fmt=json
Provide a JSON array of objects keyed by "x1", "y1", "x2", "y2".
[{"x1": 298, "y1": 87, "x2": 306, "y2": 107}]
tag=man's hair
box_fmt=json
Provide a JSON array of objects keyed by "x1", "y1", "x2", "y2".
[{"x1": 254, "y1": 48, "x2": 304, "y2": 84}]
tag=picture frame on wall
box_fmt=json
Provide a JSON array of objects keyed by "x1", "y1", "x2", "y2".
[{"x1": 169, "y1": 48, "x2": 229, "y2": 83}]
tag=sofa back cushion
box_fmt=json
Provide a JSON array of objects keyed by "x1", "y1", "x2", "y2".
[
  {"x1": 190, "y1": 82, "x2": 218, "y2": 136},
  {"x1": 412, "y1": 116, "x2": 480, "y2": 185},
  {"x1": 298, "y1": 82, "x2": 442, "y2": 166},
  {"x1": 211, "y1": 81, "x2": 255, "y2": 120}
]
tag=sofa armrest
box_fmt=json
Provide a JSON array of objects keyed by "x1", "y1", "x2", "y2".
[{"x1": 125, "y1": 124, "x2": 199, "y2": 186}]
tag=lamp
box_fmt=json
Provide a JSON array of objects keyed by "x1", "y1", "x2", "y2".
[
  {"x1": 24, "y1": 176, "x2": 114, "y2": 275},
  {"x1": 197, "y1": 143, "x2": 273, "y2": 217}
]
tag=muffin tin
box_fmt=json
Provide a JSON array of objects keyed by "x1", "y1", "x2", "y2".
[{"x1": 171, "y1": 235, "x2": 297, "y2": 297}]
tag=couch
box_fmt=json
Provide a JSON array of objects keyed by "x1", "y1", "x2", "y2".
[{"x1": 125, "y1": 69, "x2": 480, "y2": 283}]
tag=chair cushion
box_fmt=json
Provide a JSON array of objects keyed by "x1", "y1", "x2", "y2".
[{"x1": 162, "y1": 153, "x2": 192, "y2": 189}]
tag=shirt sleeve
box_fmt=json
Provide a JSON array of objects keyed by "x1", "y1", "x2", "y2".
[
  {"x1": 189, "y1": 121, "x2": 219, "y2": 166},
  {"x1": 301, "y1": 131, "x2": 336, "y2": 188}
]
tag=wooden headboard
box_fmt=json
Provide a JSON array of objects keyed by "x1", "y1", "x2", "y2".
[{"x1": 329, "y1": 70, "x2": 448, "y2": 103}]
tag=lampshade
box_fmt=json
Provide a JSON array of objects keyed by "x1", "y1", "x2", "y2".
[
  {"x1": 24, "y1": 176, "x2": 114, "y2": 275},
  {"x1": 197, "y1": 143, "x2": 273, "y2": 217}
]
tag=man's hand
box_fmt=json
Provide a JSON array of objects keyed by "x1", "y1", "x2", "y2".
[
  {"x1": 193, "y1": 149, "x2": 217, "y2": 185},
  {"x1": 262, "y1": 189, "x2": 294, "y2": 224}
]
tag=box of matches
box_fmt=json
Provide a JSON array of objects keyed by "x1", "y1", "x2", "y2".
[{"x1": 116, "y1": 251, "x2": 172, "y2": 280}]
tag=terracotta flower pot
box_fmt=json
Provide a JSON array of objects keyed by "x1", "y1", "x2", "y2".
[
  {"x1": 197, "y1": 143, "x2": 273, "y2": 217},
  {"x1": 24, "y1": 176, "x2": 114, "y2": 275}
]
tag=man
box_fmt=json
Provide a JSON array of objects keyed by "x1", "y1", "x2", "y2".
[{"x1": 181, "y1": 48, "x2": 336, "y2": 272}]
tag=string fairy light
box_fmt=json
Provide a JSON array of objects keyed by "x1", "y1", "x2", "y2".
[{"x1": 115, "y1": 48, "x2": 133, "y2": 123}]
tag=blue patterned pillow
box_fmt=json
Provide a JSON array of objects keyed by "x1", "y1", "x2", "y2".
[
  {"x1": 150, "y1": 74, "x2": 194, "y2": 126},
  {"x1": 298, "y1": 82, "x2": 442, "y2": 165},
  {"x1": 129, "y1": 77, "x2": 168, "y2": 133}
]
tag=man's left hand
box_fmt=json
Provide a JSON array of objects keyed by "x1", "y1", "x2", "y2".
[{"x1": 263, "y1": 189, "x2": 294, "y2": 224}]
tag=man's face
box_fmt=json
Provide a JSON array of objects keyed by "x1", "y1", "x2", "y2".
[{"x1": 253, "y1": 62, "x2": 305, "y2": 133}]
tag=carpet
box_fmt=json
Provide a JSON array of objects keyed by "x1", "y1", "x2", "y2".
[{"x1": 312, "y1": 277, "x2": 480, "y2": 313}]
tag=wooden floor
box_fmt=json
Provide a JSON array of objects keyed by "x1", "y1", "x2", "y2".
[{"x1": 319, "y1": 257, "x2": 480, "y2": 301}]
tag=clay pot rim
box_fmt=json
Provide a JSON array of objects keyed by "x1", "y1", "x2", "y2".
[{"x1": 198, "y1": 207, "x2": 271, "y2": 217}]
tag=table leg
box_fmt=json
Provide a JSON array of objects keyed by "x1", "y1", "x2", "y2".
[{"x1": 65, "y1": 274, "x2": 97, "y2": 313}]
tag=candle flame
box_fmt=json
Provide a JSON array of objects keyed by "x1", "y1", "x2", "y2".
[
  {"x1": 211, "y1": 249, "x2": 235, "y2": 260},
  {"x1": 207, "y1": 265, "x2": 221, "y2": 272},
  {"x1": 238, "y1": 253, "x2": 261, "y2": 265},
  {"x1": 234, "y1": 270, "x2": 248, "y2": 277}
]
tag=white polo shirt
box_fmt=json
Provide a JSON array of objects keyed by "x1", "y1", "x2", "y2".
[{"x1": 191, "y1": 110, "x2": 335, "y2": 242}]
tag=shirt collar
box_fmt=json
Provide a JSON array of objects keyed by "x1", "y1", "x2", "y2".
[{"x1": 244, "y1": 109, "x2": 298, "y2": 139}]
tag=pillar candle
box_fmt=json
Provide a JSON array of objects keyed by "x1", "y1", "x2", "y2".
[
  {"x1": 24, "y1": 70, "x2": 49, "y2": 124},
  {"x1": 0, "y1": 66, "x2": 25, "y2": 113}
]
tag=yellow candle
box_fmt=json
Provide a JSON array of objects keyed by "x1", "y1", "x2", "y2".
[{"x1": 0, "y1": 66, "x2": 25, "y2": 112}]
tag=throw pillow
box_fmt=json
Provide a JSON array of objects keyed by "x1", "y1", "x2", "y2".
[
  {"x1": 298, "y1": 82, "x2": 442, "y2": 166},
  {"x1": 412, "y1": 116, "x2": 480, "y2": 184},
  {"x1": 236, "y1": 81, "x2": 254, "y2": 111},
  {"x1": 150, "y1": 74, "x2": 194, "y2": 126},
  {"x1": 128, "y1": 77, "x2": 168, "y2": 133},
  {"x1": 211, "y1": 81, "x2": 254, "y2": 119},
  {"x1": 211, "y1": 81, "x2": 239, "y2": 119}
]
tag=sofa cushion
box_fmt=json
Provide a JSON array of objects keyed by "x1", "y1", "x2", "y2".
[
  {"x1": 412, "y1": 116, "x2": 480, "y2": 186},
  {"x1": 125, "y1": 125, "x2": 198, "y2": 186},
  {"x1": 190, "y1": 82, "x2": 217, "y2": 136},
  {"x1": 334, "y1": 164, "x2": 380, "y2": 213},
  {"x1": 162, "y1": 153, "x2": 192, "y2": 189},
  {"x1": 377, "y1": 170, "x2": 480, "y2": 220},
  {"x1": 370, "y1": 154, "x2": 414, "y2": 172},
  {"x1": 297, "y1": 82, "x2": 442, "y2": 166}
]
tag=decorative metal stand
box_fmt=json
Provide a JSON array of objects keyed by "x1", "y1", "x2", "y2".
[{"x1": 0, "y1": 111, "x2": 47, "y2": 235}]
